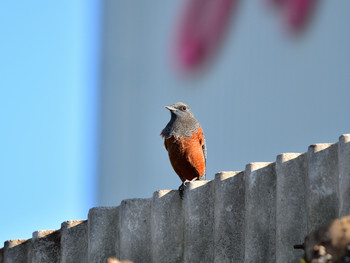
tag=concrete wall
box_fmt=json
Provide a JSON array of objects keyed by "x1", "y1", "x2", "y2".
[{"x1": 1, "y1": 134, "x2": 349, "y2": 263}]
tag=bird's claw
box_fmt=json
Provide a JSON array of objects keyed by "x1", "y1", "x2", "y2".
[
  {"x1": 178, "y1": 178, "x2": 199, "y2": 199},
  {"x1": 178, "y1": 182, "x2": 186, "y2": 199}
]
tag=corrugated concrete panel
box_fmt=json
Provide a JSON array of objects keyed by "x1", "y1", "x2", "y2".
[
  {"x1": 184, "y1": 180, "x2": 214, "y2": 263},
  {"x1": 3, "y1": 239, "x2": 28, "y2": 263},
  {"x1": 2, "y1": 134, "x2": 350, "y2": 263},
  {"x1": 276, "y1": 153, "x2": 307, "y2": 263},
  {"x1": 339, "y1": 134, "x2": 350, "y2": 217},
  {"x1": 151, "y1": 190, "x2": 183, "y2": 263},
  {"x1": 88, "y1": 207, "x2": 120, "y2": 263},
  {"x1": 119, "y1": 198, "x2": 152, "y2": 263},
  {"x1": 307, "y1": 143, "x2": 339, "y2": 233},
  {"x1": 60, "y1": 220, "x2": 87, "y2": 263},
  {"x1": 214, "y1": 171, "x2": 245, "y2": 263},
  {"x1": 31, "y1": 230, "x2": 61, "y2": 263},
  {"x1": 245, "y1": 162, "x2": 276, "y2": 263}
]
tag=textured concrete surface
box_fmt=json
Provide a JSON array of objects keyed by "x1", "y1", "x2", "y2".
[
  {"x1": 339, "y1": 134, "x2": 350, "y2": 217},
  {"x1": 151, "y1": 190, "x2": 183, "y2": 263},
  {"x1": 307, "y1": 143, "x2": 339, "y2": 233},
  {"x1": 61, "y1": 220, "x2": 87, "y2": 263},
  {"x1": 214, "y1": 171, "x2": 245, "y2": 263},
  {"x1": 276, "y1": 153, "x2": 307, "y2": 263},
  {"x1": 31, "y1": 230, "x2": 61, "y2": 263},
  {"x1": 3, "y1": 239, "x2": 28, "y2": 263},
  {"x1": 245, "y1": 162, "x2": 276, "y2": 263},
  {"x1": 119, "y1": 198, "x2": 152, "y2": 263},
  {"x1": 88, "y1": 207, "x2": 120, "y2": 263},
  {"x1": 1, "y1": 134, "x2": 349, "y2": 263},
  {"x1": 184, "y1": 180, "x2": 214, "y2": 263}
]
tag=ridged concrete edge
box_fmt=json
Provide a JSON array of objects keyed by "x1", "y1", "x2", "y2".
[
  {"x1": 88, "y1": 206, "x2": 120, "y2": 263},
  {"x1": 339, "y1": 134, "x2": 350, "y2": 217},
  {"x1": 276, "y1": 153, "x2": 307, "y2": 263},
  {"x1": 119, "y1": 198, "x2": 152, "y2": 262},
  {"x1": 3, "y1": 239, "x2": 28, "y2": 263},
  {"x1": 151, "y1": 190, "x2": 183, "y2": 262},
  {"x1": 31, "y1": 229, "x2": 61, "y2": 262},
  {"x1": 245, "y1": 162, "x2": 276, "y2": 263},
  {"x1": 214, "y1": 171, "x2": 245, "y2": 262},
  {"x1": 184, "y1": 180, "x2": 214, "y2": 262},
  {"x1": 307, "y1": 143, "x2": 339, "y2": 233},
  {"x1": 61, "y1": 220, "x2": 87, "y2": 263}
]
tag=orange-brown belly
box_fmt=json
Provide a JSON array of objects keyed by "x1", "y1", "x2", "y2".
[{"x1": 164, "y1": 135, "x2": 205, "y2": 182}]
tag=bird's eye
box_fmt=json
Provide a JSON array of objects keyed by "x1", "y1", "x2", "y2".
[{"x1": 182, "y1": 105, "x2": 187, "y2": 111}]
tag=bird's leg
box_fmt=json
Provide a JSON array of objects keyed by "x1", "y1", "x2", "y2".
[
  {"x1": 178, "y1": 181, "x2": 187, "y2": 199},
  {"x1": 178, "y1": 177, "x2": 199, "y2": 199}
]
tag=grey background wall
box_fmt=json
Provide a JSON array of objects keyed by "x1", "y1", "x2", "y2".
[{"x1": 98, "y1": 0, "x2": 350, "y2": 206}]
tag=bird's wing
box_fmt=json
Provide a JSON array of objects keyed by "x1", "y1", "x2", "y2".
[
  {"x1": 197, "y1": 125, "x2": 207, "y2": 167},
  {"x1": 202, "y1": 136, "x2": 207, "y2": 166}
]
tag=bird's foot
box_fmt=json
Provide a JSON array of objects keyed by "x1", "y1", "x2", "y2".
[
  {"x1": 178, "y1": 178, "x2": 199, "y2": 199},
  {"x1": 178, "y1": 181, "x2": 187, "y2": 199}
]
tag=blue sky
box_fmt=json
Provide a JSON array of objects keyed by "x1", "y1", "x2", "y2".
[{"x1": 0, "y1": 1, "x2": 100, "y2": 244}]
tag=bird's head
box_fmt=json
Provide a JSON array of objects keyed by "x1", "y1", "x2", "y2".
[{"x1": 165, "y1": 102, "x2": 194, "y2": 120}]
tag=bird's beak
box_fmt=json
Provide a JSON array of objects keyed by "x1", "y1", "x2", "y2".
[{"x1": 165, "y1": 105, "x2": 177, "y2": 111}]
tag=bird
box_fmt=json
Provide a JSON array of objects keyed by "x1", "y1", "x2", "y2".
[
  {"x1": 160, "y1": 102, "x2": 207, "y2": 198},
  {"x1": 294, "y1": 214, "x2": 350, "y2": 263}
]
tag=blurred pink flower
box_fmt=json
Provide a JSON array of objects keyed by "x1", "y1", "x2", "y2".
[
  {"x1": 284, "y1": 0, "x2": 315, "y2": 32},
  {"x1": 268, "y1": 0, "x2": 316, "y2": 32},
  {"x1": 174, "y1": 0, "x2": 237, "y2": 73},
  {"x1": 172, "y1": 0, "x2": 316, "y2": 74}
]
